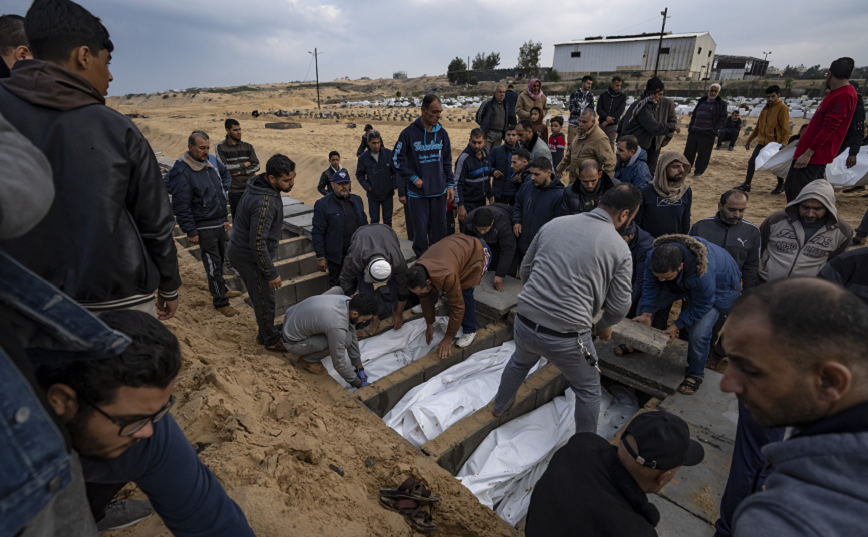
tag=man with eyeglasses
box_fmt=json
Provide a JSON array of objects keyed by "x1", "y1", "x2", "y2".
[
  {"x1": 683, "y1": 83, "x2": 728, "y2": 178},
  {"x1": 36, "y1": 310, "x2": 256, "y2": 537}
]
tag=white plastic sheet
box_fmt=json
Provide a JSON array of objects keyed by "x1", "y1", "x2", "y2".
[
  {"x1": 825, "y1": 145, "x2": 868, "y2": 187},
  {"x1": 384, "y1": 342, "x2": 546, "y2": 447},
  {"x1": 753, "y1": 142, "x2": 782, "y2": 170},
  {"x1": 758, "y1": 141, "x2": 798, "y2": 179},
  {"x1": 456, "y1": 386, "x2": 639, "y2": 526},
  {"x1": 324, "y1": 317, "x2": 459, "y2": 389}
]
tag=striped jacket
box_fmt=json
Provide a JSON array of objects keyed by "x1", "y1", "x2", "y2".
[
  {"x1": 216, "y1": 137, "x2": 260, "y2": 193},
  {"x1": 226, "y1": 174, "x2": 283, "y2": 278},
  {"x1": 454, "y1": 144, "x2": 492, "y2": 206}
]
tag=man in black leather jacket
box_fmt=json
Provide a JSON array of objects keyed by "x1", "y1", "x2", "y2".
[{"x1": 0, "y1": 0, "x2": 180, "y2": 319}]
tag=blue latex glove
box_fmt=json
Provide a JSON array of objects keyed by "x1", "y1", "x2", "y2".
[{"x1": 356, "y1": 368, "x2": 370, "y2": 388}]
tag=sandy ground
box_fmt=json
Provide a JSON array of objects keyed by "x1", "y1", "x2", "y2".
[{"x1": 111, "y1": 88, "x2": 867, "y2": 537}]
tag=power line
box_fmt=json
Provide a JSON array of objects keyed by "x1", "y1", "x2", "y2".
[
  {"x1": 301, "y1": 53, "x2": 315, "y2": 83},
  {"x1": 613, "y1": 14, "x2": 664, "y2": 34}
]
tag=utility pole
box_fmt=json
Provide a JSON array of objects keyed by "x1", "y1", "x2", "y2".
[
  {"x1": 762, "y1": 51, "x2": 772, "y2": 77},
  {"x1": 308, "y1": 48, "x2": 322, "y2": 109},
  {"x1": 653, "y1": 8, "x2": 668, "y2": 78}
]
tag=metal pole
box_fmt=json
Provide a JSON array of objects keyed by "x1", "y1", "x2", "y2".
[
  {"x1": 314, "y1": 48, "x2": 321, "y2": 109},
  {"x1": 653, "y1": 8, "x2": 668, "y2": 78}
]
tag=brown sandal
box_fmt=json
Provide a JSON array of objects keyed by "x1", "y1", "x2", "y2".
[
  {"x1": 380, "y1": 478, "x2": 440, "y2": 503},
  {"x1": 379, "y1": 496, "x2": 436, "y2": 533}
]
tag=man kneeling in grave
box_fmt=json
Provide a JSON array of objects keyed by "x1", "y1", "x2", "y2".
[
  {"x1": 339, "y1": 224, "x2": 411, "y2": 333},
  {"x1": 406, "y1": 234, "x2": 491, "y2": 359},
  {"x1": 281, "y1": 288, "x2": 377, "y2": 387}
]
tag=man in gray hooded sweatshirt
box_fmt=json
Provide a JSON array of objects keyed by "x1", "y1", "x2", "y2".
[{"x1": 721, "y1": 277, "x2": 868, "y2": 537}]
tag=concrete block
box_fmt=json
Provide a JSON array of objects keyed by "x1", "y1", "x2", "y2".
[
  {"x1": 175, "y1": 236, "x2": 191, "y2": 249},
  {"x1": 611, "y1": 318, "x2": 670, "y2": 356},
  {"x1": 172, "y1": 226, "x2": 183, "y2": 238},
  {"x1": 650, "y1": 496, "x2": 716, "y2": 537},
  {"x1": 271, "y1": 282, "x2": 297, "y2": 312},
  {"x1": 300, "y1": 225, "x2": 313, "y2": 239},
  {"x1": 493, "y1": 323, "x2": 514, "y2": 347},
  {"x1": 293, "y1": 272, "x2": 329, "y2": 303},
  {"x1": 283, "y1": 203, "x2": 314, "y2": 218},
  {"x1": 276, "y1": 237, "x2": 312, "y2": 260},
  {"x1": 458, "y1": 326, "x2": 496, "y2": 360},
  {"x1": 280, "y1": 228, "x2": 296, "y2": 240},
  {"x1": 281, "y1": 195, "x2": 302, "y2": 207},
  {"x1": 297, "y1": 253, "x2": 318, "y2": 276},
  {"x1": 473, "y1": 272, "x2": 522, "y2": 320},
  {"x1": 597, "y1": 338, "x2": 689, "y2": 397},
  {"x1": 659, "y1": 369, "x2": 738, "y2": 444},
  {"x1": 274, "y1": 257, "x2": 301, "y2": 281},
  {"x1": 283, "y1": 213, "x2": 314, "y2": 236},
  {"x1": 398, "y1": 238, "x2": 416, "y2": 264}
]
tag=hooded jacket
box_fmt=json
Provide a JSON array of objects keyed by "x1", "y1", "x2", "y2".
[
  {"x1": 516, "y1": 90, "x2": 548, "y2": 121},
  {"x1": 639, "y1": 235, "x2": 742, "y2": 328},
  {"x1": 596, "y1": 89, "x2": 628, "y2": 124},
  {"x1": 494, "y1": 166, "x2": 531, "y2": 200},
  {"x1": 513, "y1": 176, "x2": 565, "y2": 253},
  {"x1": 454, "y1": 144, "x2": 493, "y2": 206},
  {"x1": 464, "y1": 203, "x2": 517, "y2": 278},
  {"x1": 628, "y1": 226, "x2": 655, "y2": 305},
  {"x1": 489, "y1": 142, "x2": 517, "y2": 197},
  {"x1": 568, "y1": 88, "x2": 595, "y2": 127},
  {"x1": 415, "y1": 234, "x2": 486, "y2": 339},
  {"x1": 795, "y1": 83, "x2": 858, "y2": 165},
  {"x1": 0, "y1": 60, "x2": 180, "y2": 310},
  {"x1": 614, "y1": 147, "x2": 653, "y2": 187},
  {"x1": 746, "y1": 98, "x2": 790, "y2": 146},
  {"x1": 522, "y1": 132, "x2": 553, "y2": 168},
  {"x1": 167, "y1": 153, "x2": 229, "y2": 237},
  {"x1": 393, "y1": 118, "x2": 454, "y2": 198},
  {"x1": 556, "y1": 121, "x2": 617, "y2": 181},
  {"x1": 312, "y1": 192, "x2": 369, "y2": 264},
  {"x1": 216, "y1": 137, "x2": 260, "y2": 194},
  {"x1": 620, "y1": 94, "x2": 677, "y2": 150},
  {"x1": 226, "y1": 174, "x2": 284, "y2": 278},
  {"x1": 561, "y1": 171, "x2": 620, "y2": 216},
  {"x1": 339, "y1": 224, "x2": 410, "y2": 302},
  {"x1": 163, "y1": 153, "x2": 231, "y2": 193},
  {"x1": 687, "y1": 96, "x2": 728, "y2": 135},
  {"x1": 356, "y1": 148, "x2": 396, "y2": 201},
  {"x1": 758, "y1": 180, "x2": 852, "y2": 282},
  {"x1": 731, "y1": 401, "x2": 868, "y2": 537},
  {"x1": 635, "y1": 152, "x2": 693, "y2": 238},
  {"x1": 690, "y1": 213, "x2": 761, "y2": 289},
  {"x1": 818, "y1": 247, "x2": 868, "y2": 306}
]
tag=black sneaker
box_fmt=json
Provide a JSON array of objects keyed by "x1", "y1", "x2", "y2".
[
  {"x1": 715, "y1": 145, "x2": 722, "y2": 150},
  {"x1": 770, "y1": 184, "x2": 785, "y2": 195},
  {"x1": 693, "y1": 173, "x2": 703, "y2": 178},
  {"x1": 734, "y1": 183, "x2": 751, "y2": 192},
  {"x1": 97, "y1": 499, "x2": 154, "y2": 532},
  {"x1": 728, "y1": 147, "x2": 734, "y2": 151}
]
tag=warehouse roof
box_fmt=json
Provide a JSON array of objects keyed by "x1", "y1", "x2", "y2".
[{"x1": 555, "y1": 32, "x2": 711, "y2": 46}]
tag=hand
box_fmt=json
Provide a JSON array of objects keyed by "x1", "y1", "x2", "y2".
[
  {"x1": 744, "y1": 142, "x2": 751, "y2": 151},
  {"x1": 156, "y1": 297, "x2": 179, "y2": 321},
  {"x1": 556, "y1": 170, "x2": 564, "y2": 180},
  {"x1": 425, "y1": 323, "x2": 433, "y2": 345},
  {"x1": 673, "y1": 126, "x2": 681, "y2": 135},
  {"x1": 794, "y1": 152, "x2": 812, "y2": 169},
  {"x1": 513, "y1": 223, "x2": 522, "y2": 237},
  {"x1": 457, "y1": 205, "x2": 467, "y2": 223},
  {"x1": 606, "y1": 117, "x2": 614, "y2": 125},
  {"x1": 392, "y1": 313, "x2": 404, "y2": 331},
  {"x1": 493, "y1": 276, "x2": 505, "y2": 292},
  {"x1": 487, "y1": 197, "x2": 494, "y2": 205},
  {"x1": 269, "y1": 276, "x2": 282, "y2": 290},
  {"x1": 399, "y1": 196, "x2": 407, "y2": 206},
  {"x1": 365, "y1": 316, "x2": 380, "y2": 336},
  {"x1": 414, "y1": 178, "x2": 424, "y2": 189},
  {"x1": 632, "y1": 313, "x2": 653, "y2": 326},
  {"x1": 355, "y1": 368, "x2": 370, "y2": 388},
  {"x1": 437, "y1": 337, "x2": 452, "y2": 360},
  {"x1": 595, "y1": 325, "x2": 613, "y2": 341},
  {"x1": 662, "y1": 324, "x2": 679, "y2": 343},
  {"x1": 661, "y1": 138, "x2": 671, "y2": 148},
  {"x1": 317, "y1": 259, "x2": 327, "y2": 272},
  {"x1": 223, "y1": 222, "x2": 230, "y2": 232},
  {"x1": 447, "y1": 187, "x2": 455, "y2": 203},
  {"x1": 188, "y1": 235, "x2": 200, "y2": 245},
  {"x1": 493, "y1": 170, "x2": 504, "y2": 178},
  {"x1": 846, "y1": 155, "x2": 857, "y2": 169},
  {"x1": 244, "y1": 161, "x2": 251, "y2": 168}
]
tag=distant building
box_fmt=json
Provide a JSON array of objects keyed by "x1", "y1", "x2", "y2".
[
  {"x1": 711, "y1": 55, "x2": 770, "y2": 81},
  {"x1": 393, "y1": 71, "x2": 408, "y2": 80},
  {"x1": 552, "y1": 31, "x2": 716, "y2": 80}
]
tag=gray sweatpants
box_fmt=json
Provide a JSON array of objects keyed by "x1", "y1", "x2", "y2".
[
  {"x1": 284, "y1": 332, "x2": 358, "y2": 380},
  {"x1": 493, "y1": 317, "x2": 601, "y2": 434}
]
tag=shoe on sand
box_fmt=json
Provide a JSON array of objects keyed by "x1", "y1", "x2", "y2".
[
  {"x1": 217, "y1": 306, "x2": 239, "y2": 317},
  {"x1": 770, "y1": 184, "x2": 785, "y2": 195},
  {"x1": 225, "y1": 290, "x2": 242, "y2": 298},
  {"x1": 411, "y1": 304, "x2": 423, "y2": 314},
  {"x1": 456, "y1": 332, "x2": 476, "y2": 348},
  {"x1": 97, "y1": 499, "x2": 154, "y2": 532},
  {"x1": 299, "y1": 360, "x2": 328, "y2": 375},
  {"x1": 265, "y1": 339, "x2": 287, "y2": 352}
]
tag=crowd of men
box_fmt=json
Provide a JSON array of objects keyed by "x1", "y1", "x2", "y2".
[{"x1": 1, "y1": 1, "x2": 867, "y2": 535}]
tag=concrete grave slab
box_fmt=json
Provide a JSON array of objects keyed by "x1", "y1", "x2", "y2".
[
  {"x1": 283, "y1": 214, "x2": 314, "y2": 236},
  {"x1": 610, "y1": 318, "x2": 670, "y2": 356},
  {"x1": 281, "y1": 195, "x2": 302, "y2": 207},
  {"x1": 282, "y1": 204, "x2": 314, "y2": 218},
  {"x1": 473, "y1": 272, "x2": 522, "y2": 320},
  {"x1": 659, "y1": 369, "x2": 738, "y2": 443},
  {"x1": 650, "y1": 496, "x2": 716, "y2": 537},
  {"x1": 398, "y1": 238, "x2": 416, "y2": 264},
  {"x1": 597, "y1": 338, "x2": 689, "y2": 398}
]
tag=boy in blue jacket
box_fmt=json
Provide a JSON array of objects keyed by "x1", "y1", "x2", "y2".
[
  {"x1": 633, "y1": 234, "x2": 741, "y2": 395},
  {"x1": 455, "y1": 128, "x2": 493, "y2": 233},
  {"x1": 393, "y1": 94, "x2": 454, "y2": 256}
]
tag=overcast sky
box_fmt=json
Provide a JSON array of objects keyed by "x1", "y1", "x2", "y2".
[{"x1": 5, "y1": 0, "x2": 867, "y2": 96}]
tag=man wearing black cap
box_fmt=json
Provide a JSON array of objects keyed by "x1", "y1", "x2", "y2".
[
  {"x1": 356, "y1": 124, "x2": 373, "y2": 156},
  {"x1": 526, "y1": 411, "x2": 704, "y2": 537},
  {"x1": 312, "y1": 169, "x2": 368, "y2": 287}
]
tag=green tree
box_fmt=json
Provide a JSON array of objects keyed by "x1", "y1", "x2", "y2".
[
  {"x1": 801, "y1": 64, "x2": 824, "y2": 80},
  {"x1": 517, "y1": 41, "x2": 542, "y2": 78},
  {"x1": 472, "y1": 52, "x2": 501, "y2": 70},
  {"x1": 396, "y1": 91, "x2": 402, "y2": 97},
  {"x1": 548, "y1": 69, "x2": 562, "y2": 82},
  {"x1": 448, "y1": 57, "x2": 468, "y2": 84},
  {"x1": 469, "y1": 76, "x2": 478, "y2": 85},
  {"x1": 782, "y1": 65, "x2": 800, "y2": 78}
]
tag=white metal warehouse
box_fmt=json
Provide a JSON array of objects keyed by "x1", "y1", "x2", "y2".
[{"x1": 552, "y1": 31, "x2": 717, "y2": 80}]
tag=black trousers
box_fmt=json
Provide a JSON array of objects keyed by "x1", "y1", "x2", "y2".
[
  {"x1": 495, "y1": 195, "x2": 516, "y2": 206},
  {"x1": 198, "y1": 228, "x2": 230, "y2": 308},
  {"x1": 401, "y1": 201, "x2": 414, "y2": 240},
  {"x1": 228, "y1": 192, "x2": 244, "y2": 218},
  {"x1": 646, "y1": 138, "x2": 661, "y2": 174},
  {"x1": 368, "y1": 196, "x2": 394, "y2": 226},
  {"x1": 784, "y1": 163, "x2": 826, "y2": 202},
  {"x1": 327, "y1": 259, "x2": 343, "y2": 288},
  {"x1": 717, "y1": 129, "x2": 740, "y2": 148},
  {"x1": 744, "y1": 144, "x2": 765, "y2": 185},
  {"x1": 229, "y1": 252, "x2": 280, "y2": 346},
  {"x1": 446, "y1": 208, "x2": 457, "y2": 236},
  {"x1": 684, "y1": 130, "x2": 716, "y2": 175}
]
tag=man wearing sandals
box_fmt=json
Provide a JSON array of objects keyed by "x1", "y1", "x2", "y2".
[{"x1": 632, "y1": 235, "x2": 742, "y2": 395}]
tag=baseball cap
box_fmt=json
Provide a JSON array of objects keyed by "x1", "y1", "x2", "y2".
[
  {"x1": 332, "y1": 169, "x2": 351, "y2": 184},
  {"x1": 368, "y1": 258, "x2": 392, "y2": 283},
  {"x1": 623, "y1": 411, "x2": 704, "y2": 470}
]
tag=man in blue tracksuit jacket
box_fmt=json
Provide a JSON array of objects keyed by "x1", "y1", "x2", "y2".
[
  {"x1": 393, "y1": 95, "x2": 454, "y2": 256},
  {"x1": 634, "y1": 234, "x2": 742, "y2": 395},
  {"x1": 312, "y1": 170, "x2": 369, "y2": 287},
  {"x1": 455, "y1": 128, "x2": 493, "y2": 233}
]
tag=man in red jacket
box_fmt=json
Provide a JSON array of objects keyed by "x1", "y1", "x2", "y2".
[{"x1": 784, "y1": 57, "x2": 858, "y2": 202}]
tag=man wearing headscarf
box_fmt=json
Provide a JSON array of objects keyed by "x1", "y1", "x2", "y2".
[
  {"x1": 635, "y1": 151, "x2": 692, "y2": 239},
  {"x1": 516, "y1": 78, "x2": 548, "y2": 121},
  {"x1": 620, "y1": 78, "x2": 680, "y2": 171}
]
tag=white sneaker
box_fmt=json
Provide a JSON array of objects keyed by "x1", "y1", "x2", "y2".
[
  {"x1": 456, "y1": 332, "x2": 476, "y2": 348},
  {"x1": 411, "y1": 304, "x2": 423, "y2": 314}
]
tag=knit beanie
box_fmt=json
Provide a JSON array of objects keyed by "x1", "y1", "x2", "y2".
[{"x1": 646, "y1": 77, "x2": 665, "y2": 93}]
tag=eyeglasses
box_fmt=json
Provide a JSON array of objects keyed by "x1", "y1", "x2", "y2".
[{"x1": 80, "y1": 394, "x2": 175, "y2": 437}]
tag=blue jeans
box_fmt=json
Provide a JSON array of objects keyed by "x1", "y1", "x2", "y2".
[
  {"x1": 655, "y1": 290, "x2": 721, "y2": 378},
  {"x1": 408, "y1": 194, "x2": 447, "y2": 257},
  {"x1": 714, "y1": 402, "x2": 786, "y2": 537},
  {"x1": 461, "y1": 287, "x2": 476, "y2": 335}
]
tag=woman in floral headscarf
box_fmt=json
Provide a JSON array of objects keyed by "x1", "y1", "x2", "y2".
[{"x1": 516, "y1": 78, "x2": 547, "y2": 120}]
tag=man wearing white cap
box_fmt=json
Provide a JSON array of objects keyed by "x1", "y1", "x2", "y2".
[{"x1": 339, "y1": 224, "x2": 411, "y2": 332}]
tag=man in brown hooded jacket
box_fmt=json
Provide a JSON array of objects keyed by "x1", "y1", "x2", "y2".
[{"x1": 406, "y1": 234, "x2": 490, "y2": 359}]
